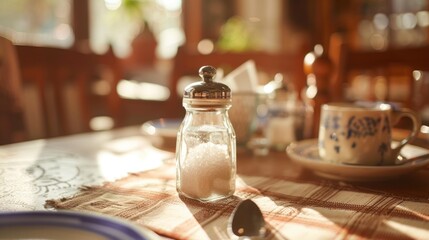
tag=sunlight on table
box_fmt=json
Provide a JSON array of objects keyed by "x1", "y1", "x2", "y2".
[{"x1": 97, "y1": 136, "x2": 173, "y2": 181}]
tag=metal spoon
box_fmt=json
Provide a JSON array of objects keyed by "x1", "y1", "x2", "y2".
[
  {"x1": 229, "y1": 199, "x2": 267, "y2": 239},
  {"x1": 395, "y1": 153, "x2": 429, "y2": 165}
]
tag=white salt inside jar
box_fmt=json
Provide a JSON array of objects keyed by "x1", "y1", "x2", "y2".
[{"x1": 180, "y1": 142, "x2": 233, "y2": 200}]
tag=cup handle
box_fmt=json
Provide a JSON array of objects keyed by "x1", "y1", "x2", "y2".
[{"x1": 391, "y1": 108, "x2": 421, "y2": 157}]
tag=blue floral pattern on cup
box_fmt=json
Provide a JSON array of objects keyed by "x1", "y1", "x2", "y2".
[
  {"x1": 319, "y1": 102, "x2": 420, "y2": 166},
  {"x1": 322, "y1": 114, "x2": 391, "y2": 165}
]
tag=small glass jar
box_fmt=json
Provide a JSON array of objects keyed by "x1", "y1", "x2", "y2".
[{"x1": 176, "y1": 66, "x2": 236, "y2": 202}]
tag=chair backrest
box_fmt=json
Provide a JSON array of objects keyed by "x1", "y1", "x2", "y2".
[
  {"x1": 15, "y1": 45, "x2": 121, "y2": 140},
  {"x1": 0, "y1": 36, "x2": 26, "y2": 144},
  {"x1": 329, "y1": 33, "x2": 429, "y2": 111},
  {"x1": 169, "y1": 46, "x2": 307, "y2": 111}
]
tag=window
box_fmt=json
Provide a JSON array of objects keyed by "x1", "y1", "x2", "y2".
[{"x1": 0, "y1": 0, "x2": 73, "y2": 47}]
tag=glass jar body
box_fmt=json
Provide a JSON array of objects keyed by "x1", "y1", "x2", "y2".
[{"x1": 176, "y1": 104, "x2": 236, "y2": 202}]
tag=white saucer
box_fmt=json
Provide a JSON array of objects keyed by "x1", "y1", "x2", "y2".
[
  {"x1": 286, "y1": 139, "x2": 429, "y2": 182},
  {"x1": 0, "y1": 211, "x2": 160, "y2": 240}
]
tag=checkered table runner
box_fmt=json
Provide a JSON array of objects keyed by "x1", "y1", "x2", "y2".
[{"x1": 46, "y1": 165, "x2": 429, "y2": 240}]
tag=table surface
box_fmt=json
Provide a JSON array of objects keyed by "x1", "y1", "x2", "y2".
[{"x1": 1, "y1": 125, "x2": 429, "y2": 239}]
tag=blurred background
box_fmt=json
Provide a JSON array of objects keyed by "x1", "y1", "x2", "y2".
[{"x1": 1, "y1": 0, "x2": 428, "y2": 145}]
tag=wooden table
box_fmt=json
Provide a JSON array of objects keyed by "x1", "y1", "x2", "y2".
[
  {"x1": 1, "y1": 126, "x2": 428, "y2": 209},
  {"x1": 1, "y1": 126, "x2": 428, "y2": 239},
  {"x1": 0, "y1": 126, "x2": 175, "y2": 210}
]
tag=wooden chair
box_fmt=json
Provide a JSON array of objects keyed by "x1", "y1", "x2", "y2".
[
  {"x1": 169, "y1": 46, "x2": 307, "y2": 115},
  {"x1": 15, "y1": 45, "x2": 121, "y2": 140},
  {"x1": 110, "y1": 26, "x2": 179, "y2": 126},
  {"x1": 0, "y1": 36, "x2": 26, "y2": 144},
  {"x1": 329, "y1": 33, "x2": 429, "y2": 109}
]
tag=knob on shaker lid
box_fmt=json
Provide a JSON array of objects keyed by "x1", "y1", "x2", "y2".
[{"x1": 183, "y1": 66, "x2": 231, "y2": 106}]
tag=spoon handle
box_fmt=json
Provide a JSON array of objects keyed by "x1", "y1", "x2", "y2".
[{"x1": 396, "y1": 153, "x2": 429, "y2": 165}]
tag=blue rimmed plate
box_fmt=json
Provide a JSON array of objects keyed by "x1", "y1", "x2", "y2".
[
  {"x1": 0, "y1": 211, "x2": 159, "y2": 240},
  {"x1": 287, "y1": 139, "x2": 429, "y2": 182}
]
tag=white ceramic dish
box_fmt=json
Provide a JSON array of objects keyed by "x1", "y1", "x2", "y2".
[
  {"x1": 141, "y1": 118, "x2": 181, "y2": 138},
  {"x1": 286, "y1": 139, "x2": 429, "y2": 182},
  {"x1": 0, "y1": 210, "x2": 159, "y2": 240}
]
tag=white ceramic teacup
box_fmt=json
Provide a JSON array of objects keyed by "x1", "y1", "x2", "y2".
[{"x1": 318, "y1": 102, "x2": 421, "y2": 165}]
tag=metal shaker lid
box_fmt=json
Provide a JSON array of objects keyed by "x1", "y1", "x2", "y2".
[{"x1": 183, "y1": 66, "x2": 231, "y2": 106}]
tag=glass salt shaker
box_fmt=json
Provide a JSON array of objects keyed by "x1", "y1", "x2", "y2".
[{"x1": 176, "y1": 65, "x2": 236, "y2": 202}]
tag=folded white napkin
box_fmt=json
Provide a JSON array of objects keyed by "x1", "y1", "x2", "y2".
[{"x1": 221, "y1": 60, "x2": 259, "y2": 93}]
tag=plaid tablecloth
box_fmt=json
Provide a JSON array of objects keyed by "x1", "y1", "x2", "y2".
[{"x1": 46, "y1": 164, "x2": 429, "y2": 240}]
